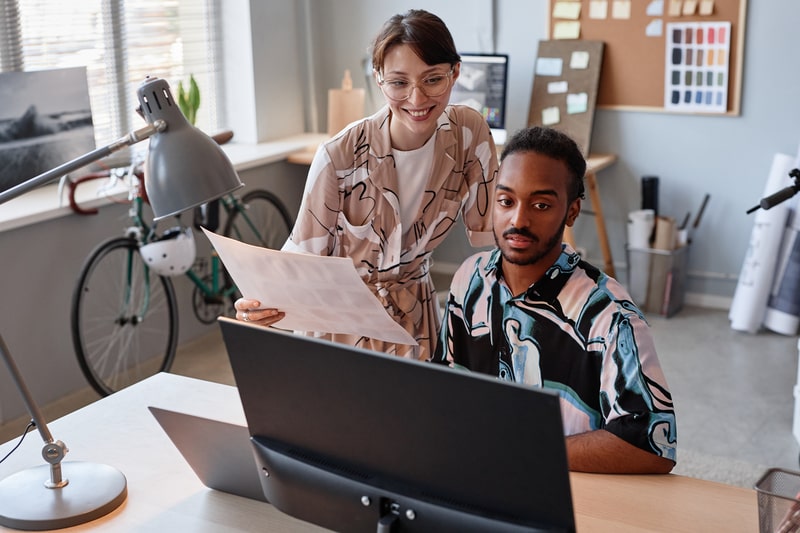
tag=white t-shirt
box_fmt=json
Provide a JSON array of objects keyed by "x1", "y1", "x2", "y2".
[{"x1": 392, "y1": 134, "x2": 436, "y2": 233}]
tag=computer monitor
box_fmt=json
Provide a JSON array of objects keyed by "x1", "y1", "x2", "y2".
[
  {"x1": 450, "y1": 53, "x2": 510, "y2": 145},
  {"x1": 219, "y1": 318, "x2": 575, "y2": 533}
]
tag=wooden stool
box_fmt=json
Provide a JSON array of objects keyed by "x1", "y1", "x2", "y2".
[{"x1": 564, "y1": 153, "x2": 617, "y2": 277}]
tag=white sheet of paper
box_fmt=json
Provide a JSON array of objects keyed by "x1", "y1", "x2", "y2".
[{"x1": 202, "y1": 228, "x2": 417, "y2": 346}]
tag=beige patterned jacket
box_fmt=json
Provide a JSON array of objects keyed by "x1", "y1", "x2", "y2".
[{"x1": 283, "y1": 104, "x2": 498, "y2": 360}]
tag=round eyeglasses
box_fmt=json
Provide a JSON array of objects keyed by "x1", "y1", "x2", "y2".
[{"x1": 376, "y1": 68, "x2": 454, "y2": 101}]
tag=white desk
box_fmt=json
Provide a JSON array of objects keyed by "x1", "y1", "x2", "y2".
[{"x1": 0, "y1": 372, "x2": 758, "y2": 532}]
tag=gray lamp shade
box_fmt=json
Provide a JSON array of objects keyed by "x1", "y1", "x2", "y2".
[{"x1": 137, "y1": 76, "x2": 243, "y2": 220}]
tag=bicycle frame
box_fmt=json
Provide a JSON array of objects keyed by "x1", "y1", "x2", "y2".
[
  {"x1": 69, "y1": 166, "x2": 292, "y2": 327},
  {"x1": 122, "y1": 175, "x2": 241, "y2": 306},
  {"x1": 70, "y1": 130, "x2": 295, "y2": 395}
]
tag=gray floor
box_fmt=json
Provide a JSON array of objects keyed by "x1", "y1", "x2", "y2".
[
  {"x1": 1, "y1": 305, "x2": 798, "y2": 489},
  {"x1": 646, "y1": 306, "x2": 800, "y2": 487}
]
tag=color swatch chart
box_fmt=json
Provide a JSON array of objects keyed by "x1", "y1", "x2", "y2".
[{"x1": 664, "y1": 21, "x2": 731, "y2": 113}]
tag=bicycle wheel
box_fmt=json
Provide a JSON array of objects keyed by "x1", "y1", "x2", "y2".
[
  {"x1": 223, "y1": 189, "x2": 293, "y2": 249},
  {"x1": 71, "y1": 237, "x2": 179, "y2": 396}
]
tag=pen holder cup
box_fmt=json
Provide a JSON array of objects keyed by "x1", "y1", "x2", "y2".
[
  {"x1": 625, "y1": 244, "x2": 689, "y2": 318},
  {"x1": 755, "y1": 468, "x2": 800, "y2": 533}
]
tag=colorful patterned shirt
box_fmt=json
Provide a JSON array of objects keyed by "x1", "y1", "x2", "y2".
[
  {"x1": 283, "y1": 104, "x2": 498, "y2": 360},
  {"x1": 433, "y1": 246, "x2": 677, "y2": 461}
]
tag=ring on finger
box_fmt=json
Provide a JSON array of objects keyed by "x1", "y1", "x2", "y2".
[{"x1": 242, "y1": 311, "x2": 249, "y2": 321}]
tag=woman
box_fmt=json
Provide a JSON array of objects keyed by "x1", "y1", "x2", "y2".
[{"x1": 235, "y1": 9, "x2": 498, "y2": 360}]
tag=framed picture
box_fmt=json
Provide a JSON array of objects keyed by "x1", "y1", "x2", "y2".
[{"x1": 0, "y1": 67, "x2": 95, "y2": 193}]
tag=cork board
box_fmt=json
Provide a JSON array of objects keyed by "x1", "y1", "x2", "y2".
[
  {"x1": 528, "y1": 40, "x2": 604, "y2": 156},
  {"x1": 547, "y1": 0, "x2": 747, "y2": 115}
]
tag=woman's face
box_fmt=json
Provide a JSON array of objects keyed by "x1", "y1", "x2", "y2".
[{"x1": 376, "y1": 43, "x2": 459, "y2": 151}]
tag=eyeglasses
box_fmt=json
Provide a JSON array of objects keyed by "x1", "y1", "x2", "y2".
[{"x1": 376, "y1": 68, "x2": 454, "y2": 101}]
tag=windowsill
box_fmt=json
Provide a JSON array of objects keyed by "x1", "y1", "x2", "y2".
[{"x1": 0, "y1": 133, "x2": 327, "y2": 234}]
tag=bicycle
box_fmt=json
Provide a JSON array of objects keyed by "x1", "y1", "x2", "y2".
[{"x1": 67, "y1": 156, "x2": 293, "y2": 397}]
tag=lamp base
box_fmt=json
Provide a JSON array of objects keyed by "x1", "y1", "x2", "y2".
[{"x1": 0, "y1": 461, "x2": 127, "y2": 530}]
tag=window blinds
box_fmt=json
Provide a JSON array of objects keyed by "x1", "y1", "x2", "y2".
[{"x1": 0, "y1": 0, "x2": 222, "y2": 153}]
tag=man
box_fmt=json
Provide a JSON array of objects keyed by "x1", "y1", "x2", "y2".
[{"x1": 433, "y1": 126, "x2": 676, "y2": 474}]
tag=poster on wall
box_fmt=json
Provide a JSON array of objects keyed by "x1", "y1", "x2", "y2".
[
  {"x1": 0, "y1": 67, "x2": 95, "y2": 193},
  {"x1": 664, "y1": 21, "x2": 731, "y2": 113}
]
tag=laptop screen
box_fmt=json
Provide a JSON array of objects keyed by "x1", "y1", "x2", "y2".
[
  {"x1": 449, "y1": 53, "x2": 510, "y2": 145},
  {"x1": 219, "y1": 318, "x2": 574, "y2": 532}
]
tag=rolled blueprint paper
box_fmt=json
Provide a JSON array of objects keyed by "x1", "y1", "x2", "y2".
[
  {"x1": 729, "y1": 153, "x2": 795, "y2": 333},
  {"x1": 764, "y1": 208, "x2": 800, "y2": 335}
]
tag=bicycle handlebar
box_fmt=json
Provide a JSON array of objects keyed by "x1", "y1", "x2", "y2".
[{"x1": 67, "y1": 167, "x2": 146, "y2": 215}]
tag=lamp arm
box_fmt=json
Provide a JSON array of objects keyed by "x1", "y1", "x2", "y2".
[
  {"x1": 0, "y1": 119, "x2": 165, "y2": 489},
  {"x1": 0, "y1": 119, "x2": 166, "y2": 206},
  {"x1": 0, "y1": 334, "x2": 53, "y2": 445},
  {"x1": 0, "y1": 333, "x2": 71, "y2": 487}
]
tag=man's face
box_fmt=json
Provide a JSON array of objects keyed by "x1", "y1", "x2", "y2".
[{"x1": 492, "y1": 151, "x2": 580, "y2": 267}]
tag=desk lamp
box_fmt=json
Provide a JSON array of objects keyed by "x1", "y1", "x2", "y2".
[{"x1": 0, "y1": 76, "x2": 243, "y2": 529}]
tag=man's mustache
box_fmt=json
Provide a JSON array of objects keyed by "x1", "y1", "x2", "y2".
[{"x1": 502, "y1": 227, "x2": 537, "y2": 240}]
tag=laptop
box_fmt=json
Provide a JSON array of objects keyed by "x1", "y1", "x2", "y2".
[
  {"x1": 218, "y1": 317, "x2": 575, "y2": 532},
  {"x1": 148, "y1": 406, "x2": 268, "y2": 502}
]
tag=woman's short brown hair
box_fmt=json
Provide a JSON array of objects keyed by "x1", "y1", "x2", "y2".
[{"x1": 371, "y1": 9, "x2": 460, "y2": 73}]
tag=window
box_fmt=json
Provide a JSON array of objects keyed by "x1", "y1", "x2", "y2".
[{"x1": 0, "y1": 0, "x2": 222, "y2": 160}]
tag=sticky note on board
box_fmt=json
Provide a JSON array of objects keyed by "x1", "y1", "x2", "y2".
[
  {"x1": 646, "y1": 0, "x2": 664, "y2": 16},
  {"x1": 548, "y1": 81, "x2": 568, "y2": 94},
  {"x1": 668, "y1": 0, "x2": 682, "y2": 16},
  {"x1": 589, "y1": 0, "x2": 608, "y2": 19},
  {"x1": 570, "y1": 51, "x2": 590, "y2": 69},
  {"x1": 612, "y1": 0, "x2": 631, "y2": 19},
  {"x1": 567, "y1": 93, "x2": 589, "y2": 114},
  {"x1": 553, "y1": 21, "x2": 581, "y2": 39},
  {"x1": 542, "y1": 106, "x2": 561, "y2": 126},
  {"x1": 682, "y1": 0, "x2": 698, "y2": 15},
  {"x1": 699, "y1": 0, "x2": 714, "y2": 15},
  {"x1": 536, "y1": 57, "x2": 564, "y2": 76},
  {"x1": 646, "y1": 19, "x2": 663, "y2": 37},
  {"x1": 552, "y1": 1, "x2": 582, "y2": 19}
]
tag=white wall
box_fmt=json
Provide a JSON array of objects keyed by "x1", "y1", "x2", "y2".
[{"x1": 219, "y1": 0, "x2": 307, "y2": 142}]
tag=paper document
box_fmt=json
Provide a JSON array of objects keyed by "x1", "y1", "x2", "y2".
[{"x1": 202, "y1": 229, "x2": 417, "y2": 345}]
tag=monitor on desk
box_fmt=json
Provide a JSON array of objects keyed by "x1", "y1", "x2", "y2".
[
  {"x1": 219, "y1": 318, "x2": 575, "y2": 533},
  {"x1": 450, "y1": 53, "x2": 510, "y2": 145}
]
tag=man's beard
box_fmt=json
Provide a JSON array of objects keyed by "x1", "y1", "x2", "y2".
[{"x1": 495, "y1": 213, "x2": 567, "y2": 266}]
